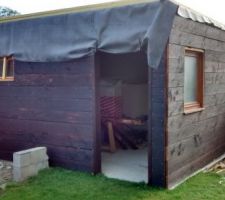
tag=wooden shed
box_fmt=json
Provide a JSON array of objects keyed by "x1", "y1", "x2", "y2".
[{"x1": 0, "y1": 0, "x2": 224, "y2": 189}]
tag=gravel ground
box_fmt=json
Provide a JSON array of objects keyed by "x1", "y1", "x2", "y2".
[
  {"x1": 0, "y1": 160, "x2": 13, "y2": 186},
  {"x1": 206, "y1": 158, "x2": 225, "y2": 175}
]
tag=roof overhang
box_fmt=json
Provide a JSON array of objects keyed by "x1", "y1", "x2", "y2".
[
  {"x1": 0, "y1": 0, "x2": 177, "y2": 69},
  {"x1": 177, "y1": 4, "x2": 225, "y2": 30}
]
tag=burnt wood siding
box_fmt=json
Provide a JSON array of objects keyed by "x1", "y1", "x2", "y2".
[
  {"x1": 149, "y1": 52, "x2": 167, "y2": 187},
  {"x1": 0, "y1": 56, "x2": 97, "y2": 172},
  {"x1": 167, "y1": 16, "x2": 225, "y2": 188}
]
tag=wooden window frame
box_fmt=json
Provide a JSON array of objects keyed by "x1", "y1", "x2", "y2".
[
  {"x1": 184, "y1": 48, "x2": 204, "y2": 114},
  {"x1": 0, "y1": 57, "x2": 14, "y2": 81}
]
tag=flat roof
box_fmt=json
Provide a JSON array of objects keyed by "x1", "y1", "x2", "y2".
[
  {"x1": 0, "y1": 0, "x2": 224, "y2": 30},
  {"x1": 0, "y1": 0, "x2": 157, "y2": 23}
]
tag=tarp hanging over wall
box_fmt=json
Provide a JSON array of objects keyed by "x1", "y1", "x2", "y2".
[{"x1": 0, "y1": 0, "x2": 177, "y2": 69}]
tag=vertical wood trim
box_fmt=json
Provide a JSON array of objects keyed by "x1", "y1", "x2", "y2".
[
  {"x1": 165, "y1": 44, "x2": 169, "y2": 188},
  {"x1": 148, "y1": 50, "x2": 167, "y2": 187},
  {"x1": 93, "y1": 53, "x2": 101, "y2": 174},
  {"x1": 148, "y1": 66, "x2": 153, "y2": 184},
  {"x1": 199, "y1": 52, "x2": 204, "y2": 108},
  {"x1": 107, "y1": 122, "x2": 116, "y2": 153},
  {"x1": 2, "y1": 57, "x2": 7, "y2": 79}
]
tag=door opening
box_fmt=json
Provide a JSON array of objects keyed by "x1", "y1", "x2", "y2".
[{"x1": 97, "y1": 51, "x2": 149, "y2": 183}]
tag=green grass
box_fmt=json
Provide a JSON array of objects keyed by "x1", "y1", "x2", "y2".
[{"x1": 0, "y1": 168, "x2": 225, "y2": 200}]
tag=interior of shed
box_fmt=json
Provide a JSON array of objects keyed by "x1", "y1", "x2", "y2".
[{"x1": 98, "y1": 51, "x2": 148, "y2": 183}]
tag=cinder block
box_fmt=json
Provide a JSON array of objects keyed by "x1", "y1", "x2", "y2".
[
  {"x1": 13, "y1": 152, "x2": 31, "y2": 167},
  {"x1": 13, "y1": 165, "x2": 37, "y2": 182},
  {"x1": 30, "y1": 148, "x2": 48, "y2": 164},
  {"x1": 13, "y1": 147, "x2": 49, "y2": 182},
  {"x1": 36, "y1": 161, "x2": 49, "y2": 171}
]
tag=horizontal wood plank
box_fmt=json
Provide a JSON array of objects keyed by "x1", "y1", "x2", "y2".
[
  {"x1": 0, "y1": 86, "x2": 93, "y2": 99},
  {"x1": 167, "y1": 17, "x2": 225, "y2": 188},
  {"x1": 0, "y1": 57, "x2": 96, "y2": 172}
]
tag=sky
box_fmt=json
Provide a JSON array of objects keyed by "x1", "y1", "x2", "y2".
[{"x1": 0, "y1": 0, "x2": 224, "y2": 24}]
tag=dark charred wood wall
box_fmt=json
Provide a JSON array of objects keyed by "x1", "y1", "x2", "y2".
[
  {"x1": 167, "y1": 16, "x2": 225, "y2": 188},
  {"x1": 0, "y1": 56, "x2": 97, "y2": 172}
]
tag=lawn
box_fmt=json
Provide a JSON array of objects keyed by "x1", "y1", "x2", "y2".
[{"x1": 0, "y1": 168, "x2": 225, "y2": 200}]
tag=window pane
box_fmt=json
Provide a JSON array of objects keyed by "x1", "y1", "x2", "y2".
[
  {"x1": 184, "y1": 55, "x2": 198, "y2": 103},
  {"x1": 6, "y1": 59, "x2": 14, "y2": 77}
]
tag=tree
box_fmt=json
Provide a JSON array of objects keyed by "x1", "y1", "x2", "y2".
[{"x1": 0, "y1": 6, "x2": 20, "y2": 17}]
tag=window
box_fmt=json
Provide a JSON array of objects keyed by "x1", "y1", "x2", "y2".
[
  {"x1": 184, "y1": 48, "x2": 204, "y2": 114},
  {"x1": 0, "y1": 57, "x2": 14, "y2": 81}
]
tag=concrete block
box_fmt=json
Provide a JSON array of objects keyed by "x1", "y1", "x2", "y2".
[
  {"x1": 13, "y1": 147, "x2": 49, "y2": 182},
  {"x1": 30, "y1": 147, "x2": 48, "y2": 164},
  {"x1": 36, "y1": 161, "x2": 49, "y2": 171},
  {"x1": 13, "y1": 165, "x2": 38, "y2": 182},
  {"x1": 13, "y1": 152, "x2": 31, "y2": 167}
]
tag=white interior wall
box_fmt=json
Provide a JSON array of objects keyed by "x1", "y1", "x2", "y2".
[
  {"x1": 122, "y1": 84, "x2": 148, "y2": 118},
  {"x1": 100, "y1": 52, "x2": 148, "y2": 118}
]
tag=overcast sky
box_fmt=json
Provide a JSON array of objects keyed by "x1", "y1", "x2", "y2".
[{"x1": 0, "y1": 0, "x2": 224, "y2": 24}]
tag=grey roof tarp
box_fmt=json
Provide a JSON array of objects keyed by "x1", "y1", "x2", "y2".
[{"x1": 0, "y1": 0, "x2": 177, "y2": 69}]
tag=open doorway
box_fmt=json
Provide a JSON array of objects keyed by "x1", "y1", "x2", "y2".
[{"x1": 98, "y1": 51, "x2": 149, "y2": 183}]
